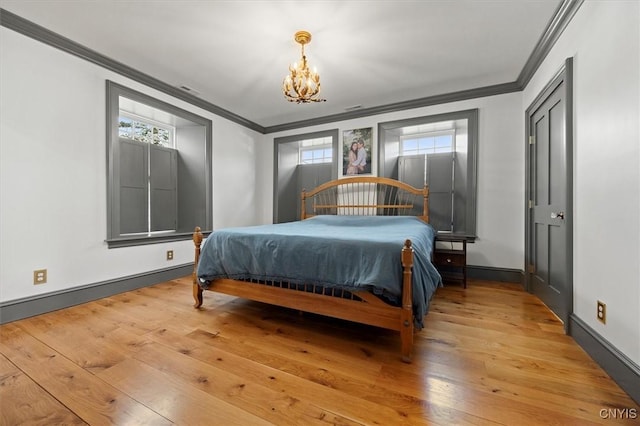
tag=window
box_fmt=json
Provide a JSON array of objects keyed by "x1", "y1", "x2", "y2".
[
  {"x1": 119, "y1": 115, "x2": 173, "y2": 147},
  {"x1": 378, "y1": 109, "x2": 478, "y2": 237},
  {"x1": 299, "y1": 136, "x2": 333, "y2": 164},
  {"x1": 401, "y1": 131, "x2": 454, "y2": 155},
  {"x1": 116, "y1": 114, "x2": 178, "y2": 235},
  {"x1": 274, "y1": 130, "x2": 339, "y2": 223},
  {"x1": 106, "y1": 81, "x2": 212, "y2": 247}
]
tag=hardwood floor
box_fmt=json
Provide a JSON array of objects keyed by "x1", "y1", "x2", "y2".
[{"x1": 1, "y1": 278, "x2": 638, "y2": 425}]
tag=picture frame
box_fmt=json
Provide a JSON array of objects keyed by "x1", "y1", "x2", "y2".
[{"x1": 342, "y1": 127, "x2": 373, "y2": 176}]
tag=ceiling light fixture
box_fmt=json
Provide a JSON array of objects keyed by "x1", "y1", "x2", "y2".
[{"x1": 283, "y1": 30, "x2": 326, "y2": 103}]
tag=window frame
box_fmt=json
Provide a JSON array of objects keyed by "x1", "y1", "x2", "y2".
[
  {"x1": 273, "y1": 129, "x2": 339, "y2": 223},
  {"x1": 119, "y1": 112, "x2": 175, "y2": 148},
  {"x1": 298, "y1": 136, "x2": 334, "y2": 165},
  {"x1": 106, "y1": 81, "x2": 213, "y2": 248},
  {"x1": 378, "y1": 109, "x2": 478, "y2": 238},
  {"x1": 400, "y1": 129, "x2": 456, "y2": 156}
]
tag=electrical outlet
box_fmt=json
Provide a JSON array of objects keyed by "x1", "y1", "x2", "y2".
[
  {"x1": 33, "y1": 269, "x2": 47, "y2": 285},
  {"x1": 597, "y1": 300, "x2": 606, "y2": 324},
  {"x1": 166, "y1": 250, "x2": 174, "y2": 261}
]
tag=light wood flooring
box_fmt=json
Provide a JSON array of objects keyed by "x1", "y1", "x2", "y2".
[{"x1": 1, "y1": 278, "x2": 638, "y2": 425}]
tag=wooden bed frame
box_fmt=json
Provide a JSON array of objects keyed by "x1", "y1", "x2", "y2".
[{"x1": 192, "y1": 176, "x2": 430, "y2": 362}]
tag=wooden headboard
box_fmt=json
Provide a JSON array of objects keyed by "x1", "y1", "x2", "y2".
[{"x1": 301, "y1": 176, "x2": 429, "y2": 223}]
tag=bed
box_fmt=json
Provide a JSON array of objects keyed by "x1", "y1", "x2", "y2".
[{"x1": 192, "y1": 176, "x2": 442, "y2": 362}]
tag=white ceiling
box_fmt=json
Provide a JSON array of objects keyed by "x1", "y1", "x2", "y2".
[{"x1": 1, "y1": 0, "x2": 562, "y2": 129}]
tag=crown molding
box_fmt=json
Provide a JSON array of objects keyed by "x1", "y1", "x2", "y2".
[
  {"x1": 263, "y1": 81, "x2": 520, "y2": 133},
  {"x1": 517, "y1": 0, "x2": 584, "y2": 88},
  {"x1": 1, "y1": 1, "x2": 583, "y2": 134},
  {"x1": 268, "y1": 0, "x2": 583, "y2": 134},
  {"x1": 0, "y1": 8, "x2": 265, "y2": 134}
]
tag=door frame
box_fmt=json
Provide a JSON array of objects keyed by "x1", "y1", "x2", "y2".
[{"x1": 524, "y1": 57, "x2": 574, "y2": 333}]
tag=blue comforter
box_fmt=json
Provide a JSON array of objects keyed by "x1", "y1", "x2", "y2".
[{"x1": 197, "y1": 215, "x2": 442, "y2": 328}]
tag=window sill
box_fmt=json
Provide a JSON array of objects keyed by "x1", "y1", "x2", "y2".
[
  {"x1": 436, "y1": 232, "x2": 477, "y2": 243},
  {"x1": 106, "y1": 230, "x2": 211, "y2": 249}
]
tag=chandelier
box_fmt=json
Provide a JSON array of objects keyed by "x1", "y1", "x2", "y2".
[{"x1": 283, "y1": 31, "x2": 326, "y2": 103}]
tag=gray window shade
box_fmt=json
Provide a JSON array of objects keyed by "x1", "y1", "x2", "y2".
[
  {"x1": 297, "y1": 163, "x2": 333, "y2": 220},
  {"x1": 398, "y1": 153, "x2": 454, "y2": 232},
  {"x1": 118, "y1": 138, "x2": 178, "y2": 234},
  {"x1": 426, "y1": 153, "x2": 455, "y2": 232},
  {"x1": 119, "y1": 139, "x2": 148, "y2": 234},
  {"x1": 150, "y1": 145, "x2": 177, "y2": 232}
]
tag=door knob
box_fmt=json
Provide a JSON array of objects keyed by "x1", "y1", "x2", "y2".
[{"x1": 551, "y1": 212, "x2": 565, "y2": 220}]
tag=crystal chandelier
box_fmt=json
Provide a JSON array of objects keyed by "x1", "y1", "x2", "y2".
[{"x1": 283, "y1": 31, "x2": 326, "y2": 103}]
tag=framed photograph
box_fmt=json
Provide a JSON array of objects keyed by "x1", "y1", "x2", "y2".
[{"x1": 342, "y1": 127, "x2": 373, "y2": 176}]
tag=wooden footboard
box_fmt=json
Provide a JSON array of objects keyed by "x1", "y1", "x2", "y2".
[{"x1": 192, "y1": 227, "x2": 416, "y2": 362}]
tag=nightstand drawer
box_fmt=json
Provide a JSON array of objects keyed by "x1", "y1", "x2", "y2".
[
  {"x1": 434, "y1": 251, "x2": 466, "y2": 267},
  {"x1": 434, "y1": 235, "x2": 468, "y2": 288}
]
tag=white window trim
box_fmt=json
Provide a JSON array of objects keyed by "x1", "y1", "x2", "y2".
[
  {"x1": 119, "y1": 111, "x2": 176, "y2": 148},
  {"x1": 400, "y1": 129, "x2": 456, "y2": 155},
  {"x1": 299, "y1": 148, "x2": 333, "y2": 164},
  {"x1": 299, "y1": 140, "x2": 333, "y2": 164}
]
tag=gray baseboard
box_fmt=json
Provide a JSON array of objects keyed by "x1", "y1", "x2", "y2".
[
  {"x1": 467, "y1": 265, "x2": 524, "y2": 284},
  {"x1": 0, "y1": 264, "x2": 193, "y2": 324},
  {"x1": 570, "y1": 314, "x2": 640, "y2": 405}
]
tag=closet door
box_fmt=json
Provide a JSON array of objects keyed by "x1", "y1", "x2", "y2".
[{"x1": 527, "y1": 64, "x2": 572, "y2": 332}]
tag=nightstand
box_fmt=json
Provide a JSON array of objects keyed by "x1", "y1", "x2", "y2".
[{"x1": 433, "y1": 234, "x2": 467, "y2": 288}]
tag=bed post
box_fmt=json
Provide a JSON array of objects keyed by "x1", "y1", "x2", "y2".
[
  {"x1": 400, "y1": 239, "x2": 414, "y2": 363},
  {"x1": 423, "y1": 185, "x2": 430, "y2": 223},
  {"x1": 192, "y1": 226, "x2": 204, "y2": 308},
  {"x1": 300, "y1": 190, "x2": 307, "y2": 220}
]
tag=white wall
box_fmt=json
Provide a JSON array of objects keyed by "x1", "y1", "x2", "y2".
[
  {"x1": 523, "y1": 0, "x2": 640, "y2": 365},
  {"x1": 4, "y1": 0, "x2": 636, "y2": 370},
  {"x1": 0, "y1": 28, "x2": 263, "y2": 303},
  {"x1": 262, "y1": 92, "x2": 526, "y2": 271}
]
